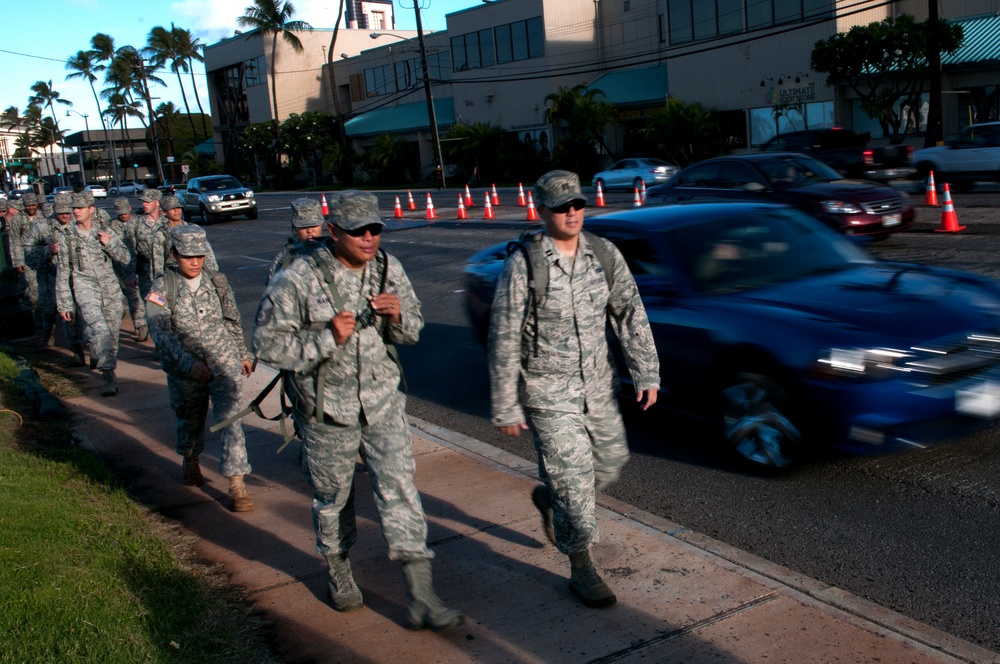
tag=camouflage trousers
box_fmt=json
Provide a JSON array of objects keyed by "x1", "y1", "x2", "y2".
[
  {"x1": 115, "y1": 270, "x2": 146, "y2": 330},
  {"x1": 18, "y1": 267, "x2": 41, "y2": 328},
  {"x1": 294, "y1": 404, "x2": 432, "y2": 562},
  {"x1": 167, "y1": 372, "x2": 252, "y2": 478},
  {"x1": 526, "y1": 397, "x2": 630, "y2": 555},
  {"x1": 74, "y1": 283, "x2": 124, "y2": 372},
  {"x1": 34, "y1": 269, "x2": 58, "y2": 334}
]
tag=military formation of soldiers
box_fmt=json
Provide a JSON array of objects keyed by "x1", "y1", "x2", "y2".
[{"x1": 6, "y1": 170, "x2": 659, "y2": 627}]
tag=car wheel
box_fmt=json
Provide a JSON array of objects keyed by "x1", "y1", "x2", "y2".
[
  {"x1": 200, "y1": 205, "x2": 214, "y2": 224},
  {"x1": 247, "y1": 208, "x2": 258, "y2": 220},
  {"x1": 109, "y1": 189, "x2": 117, "y2": 196},
  {"x1": 720, "y1": 370, "x2": 800, "y2": 470}
]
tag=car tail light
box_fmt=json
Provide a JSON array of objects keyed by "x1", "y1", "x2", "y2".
[{"x1": 863, "y1": 149, "x2": 874, "y2": 166}]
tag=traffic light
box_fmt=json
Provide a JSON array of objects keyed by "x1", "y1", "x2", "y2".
[{"x1": 133, "y1": 163, "x2": 138, "y2": 169}]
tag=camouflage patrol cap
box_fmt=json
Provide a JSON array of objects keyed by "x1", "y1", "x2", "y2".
[
  {"x1": 70, "y1": 193, "x2": 91, "y2": 208},
  {"x1": 10, "y1": 198, "x2": 23, "y2": 211},
  {"x1": 534, "y1": 169, "x2": 586, "y2": 209},
  {"x1": 171, "y1": 224, "x2": 211, "y2": 257},
  {"x1": 290, "y1": 198, "x2": 324, "y2": 228},
  {"x1": 113, "y1": 197, "x2": 131, "y2": 215},
  {"x1": 21, "y1": 192, "x2": 38, "y2": 206},
  {"x1": 53, "y1": 194, "x2": 72, "y2": 214},
  {"x1": 42, "y1": 202, "x2": 53, "y2": 217},
  {"x1": 81, "y1": 191, "x2": 95, "y2": 206},
  {"x1": 139, "y1": 188, "x2": 162, "y2": 203},
  {"x1": 161, "y1": 195, "x2": 182, "y2": 211},
  {"x1": 327, "y1": 190, "x2": 384, "y2": 231}
]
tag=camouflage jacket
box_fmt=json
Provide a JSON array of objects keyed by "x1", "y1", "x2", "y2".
[
  {"x1": 122, "y1": 214, "x2": 165, "y2": 281},
  {"x1": 8, "y1": 210, "x2": 46, "y2": 268},
  {"x1": 146, "y1": 267, "x2": 250, "y2": 379},
  {"x1": 252, "y1": 240, "x2": 423, "y2": 426},
  {"x1": 54, "y1": 221, "x2": 130, "y2": 313},
  {"x1": 488, "y1": 231, "x2": 660, "y2": 427},
  {"x1": 265, "y1": 237, "x2": 322, "y2": 286},
  {"x1": 23, "y1": 218, "x2": 74, "y2": 273}
]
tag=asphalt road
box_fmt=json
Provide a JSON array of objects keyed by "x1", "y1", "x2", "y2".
[{"x1": 178, "y1": 186, "x2": 1000, "y2": 653}]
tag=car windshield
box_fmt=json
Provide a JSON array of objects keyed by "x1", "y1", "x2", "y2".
[
  {"x1": 755, "y1": 155, "x2": 843, "y2": 189},
  {"x1": 664, "y1": 208, "x2": 872, "y2": 295},
  {"x1": 201, "y1": 177, "x2": 241, "y2": 191}
]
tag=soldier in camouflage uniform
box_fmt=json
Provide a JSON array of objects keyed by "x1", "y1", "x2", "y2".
[
  {"x1": 108, "y1": 197, "x2": 146, "y2": 337},
  {"x1": 488, "y1": 169, "x2": 660, "y2": 608},
  {"x1": 122, "y1": 188, "x2": 166, "y2": 342},
  {"x1": 55, "y1": 193, "x2": 130, "y2": 396},
  {"x1": 265, "y1": 197, "x2": 325, "y2": 285},
  {"x1": 9, "y1": 193, "x2": 50, "y2": 339},
  {"x1": 252, "y1": 191, "x2": 463, "y2": 629},
  {"x1": 24, "y1": 193, "x2": 88, "y2": 363},
  {"x1": 145, "y1": 225, "x2": 254, "y2": 512},
  {"x1": 151, "y1": 195, "x2": 218, "y2": 274}
]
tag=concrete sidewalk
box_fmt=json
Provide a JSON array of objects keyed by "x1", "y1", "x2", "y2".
[{"x1": 56, "y1": 337, "x2": 998, "y2": 664}]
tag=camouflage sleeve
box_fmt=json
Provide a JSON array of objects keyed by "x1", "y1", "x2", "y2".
[
  {"x1": 102, "y1": 231, "x2": 131, "y2": 266},
  {"x1": 221, "y1": 285, "x2": 251, "y2": 363},
  {"x1": 151, "y1": 227, "x2": 169, "y2": 279},
  {"x1": 8, "y1": 216, "x2": 25, "y2": 267},
  {"x1": 145, "y1": 276, "x2": 197, "y2": 376},
  {"x1": 251, "y1": 262, "x2": 344, "y2": 373},
  {"x1": 384, "y1": 255, "x2": 423, "y2": 346},
  {"x1": 487, "y1": 253, "x2": 529, "y2": 427},
  {"x1": 54, "y1": 243, "x2": 73, "y2": 313},
  {"x1": 603, "y1": 241, "x2": 660, "y2": 391},
  {"x1": 206, "y1": 244, "x2": 219, "y2": 272},
  {"x1": 23, "y1": 224, "x2": 49, "y2": 272},
  {"x1": 122, "y1": 223, "x2": 138, "y2": 278}
]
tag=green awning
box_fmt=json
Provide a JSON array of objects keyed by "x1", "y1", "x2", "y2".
[
  {"x1": 943, "y1": 14, "x2": 1000, "y2": 66},
  {"x1": 345, "y1": 98, "x2": 455, "y2": 138},
  {"x1": 585, "y1": 65, "x2": 669, "y2": 107}
]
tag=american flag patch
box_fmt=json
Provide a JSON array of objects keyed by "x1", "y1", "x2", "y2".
[{"x1": 147, "y1": 292, "x2": 166, "y2": 307}]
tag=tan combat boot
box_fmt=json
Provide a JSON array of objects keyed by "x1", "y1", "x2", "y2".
[
  {"x1": 228, "y1": 475, "x2": 253, "y2": 512},
  {"x1": 569, "y1": 549, "x2": 616, "y2": 608},
  {"x1": 100, "y1": 370, "x2": 118, "y2": 397},
  {"x1": 400, "y1": 557, "x2": 464, "y2": 631},
  {"x1": 325, "y1": 552, "x2": 363, "y2": 612}
]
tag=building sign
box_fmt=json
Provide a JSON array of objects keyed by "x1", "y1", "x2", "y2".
[
  {"x1": 764, "y1": 82, "x2": 816, "y2": 106},
  {"x1": 617, "y1": 108, "x2": 658, "y2": 121}
]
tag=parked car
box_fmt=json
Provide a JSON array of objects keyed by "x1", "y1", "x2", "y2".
[
  {"x1": 592, "y1": 158, "x2": 680, "y2": 191},
  {"x1": 179, "y1": 175, "x2": 256, "y2": 223},
  {"x1": 645, "y1": 153, "x2": 914, "y2": 239},
  {"x1": 108, "y1": 181, "x2": 147, "y2": 196},
  {"x1": 759, "y1": 128, "x2": 913, "y2": 182},
  {"x1": 157, "y1": 179, "x2": 186, "y2": 196},
  {"x1": 82, "y1": 184, "x2": 107, "y2": 199},
  {"x1": 910, "y1": 122, "x2": 1000, "y2": 190},
  {"x1": 45, "y1": 186, "x2": 74, "y2": 203},
  {"x1": 464, "y1": 202, "x2": 1000, "y2": 469}
]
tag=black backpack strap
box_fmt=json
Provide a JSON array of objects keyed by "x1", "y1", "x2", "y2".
[{"x1": 208, "y1": 371, "x2": 296, "y2": 451}]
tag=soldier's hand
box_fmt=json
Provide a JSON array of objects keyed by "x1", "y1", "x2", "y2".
[
  {"x1": 240, "y1": 360, "x2": 253, "y2": 377},
  {"x1": 331, "y1": 310, "x2": 356, "y2": 345},
  {"x1": 189, "y1": 361, "x2": 211, "y2": 382},
  {"x1": 637, "y1": 389, "x2": 658, "y2": 411},
  {"x1": 49, "y1": 243, "x2": 59, "y2": 255},
  {"x1": 97, "y1": 231, "x2": 110, "y2": 246},
  {"x1": 59, "y1": 311, "x2": 71, "y2": 322},
  {"x1": 370, "y1": 293, "x2": 402, "y2": 324},
  {"x1": 497, "y1": 422, "x2": 529, "y2": 437},
  {"x1": 16, "y1": 265, "x2": 25, "y2": 273}
]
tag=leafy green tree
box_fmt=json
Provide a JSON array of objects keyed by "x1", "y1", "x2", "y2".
[
  {"x1": 442, "y1": 122, "x2": 503, "y2": 183},
  {"x1": 145, "y1": 25, "x2": 199, "y2": 138},
  {"x1": 364, "y1": 134, "x2": 408, "y2": 185},
  {"x1": 543, "y1": 85, "x2": 618, "y2": 176},
  {"x1": 811, "y1": 14, "x2": 964, "y2": 144},
  {"x1": 280, "y1": 112, "x2": 342, "y2": 184},
  {"x1": 172, "y1": 27, "x2": 209, "y2": 123},
  {"x1": 238, "y1": 120, "x2": 279, "y2": 183},
  {"x1": 644, "y1": 99, "x2": 723, "y2": 167}
]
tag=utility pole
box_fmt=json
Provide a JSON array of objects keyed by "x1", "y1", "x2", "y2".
[
  {"x1": 925, "y1": 0, "x2": 944, "y2": 147},
  {"x1": 134, "y1": 53, "x2": 166, "y2": 184},
  {"x1": 413, "y1": 4, "x2": 446, "y2": 190}
]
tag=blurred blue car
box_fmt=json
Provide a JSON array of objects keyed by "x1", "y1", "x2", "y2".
[
  {"x1": 591, "y1": 158, "x2": 679, "y2": 191},
  {"x1": 464, "y1": 203, "x2": 1000, "y2": 469}
]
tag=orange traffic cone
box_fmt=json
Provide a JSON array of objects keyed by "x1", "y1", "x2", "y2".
[
  {"x1": 640, "y1": 180, "x2": 647, "y2": 204},
  {"x1": 456, "y1": 194, "x2": 467, "y2": 220},
  {"x1": 526, "y1": 192, "x2": 538, "y2": 221},
  {"x1": 407, "y1": 190, "x2": 416, "y2": 210},
  {"x1": 393, "y1": 196, "x2": 404, "y2": 219},
  {"x1": 425, "y1": 193, "x2": 437, "y2": 219},
  {"x1": 925, "y1": 171, "x2": 939, "y2": 206},
  {"x1": 464, "y1": 184, "x2": 476, "y2": 207},
  {"x1": 321, "y1": 193, "x2": 329, "y2": 216},
  {"x1": 935, "y1": 183, "x2": 965, "y2": 232},
  {"x1": 491, "y1": 184, "x2": 501, "y2": 206},
  {"x1": 483, "y1": 192, "x2": 495, "y2": 220},
  {"x1": 595, "y1": 182, "x2": 606, "y2": 207},
  {"x1": 517, "y1": 183, "x2": 527, "y2": 206},
  {"x1": 633, "y1": 187, "x2": 643, "y2": 207}
]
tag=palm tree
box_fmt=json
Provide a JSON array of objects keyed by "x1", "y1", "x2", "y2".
[
  {"x1": 172, "y1": 26, "x2": 209, "y2": 131},
  {"x1": 66, "y1": 49, "x2": 115, "y2": 182},
  {"x1": 145, "y1": 25, "x2": 198, "y2": 137},
  {"x1": 29, "y1": 81, "x2": 72, "y2": 183},
  {"x1": 237, "y1": 0, "x2": 312, "y2": 153},
  {"x1": 155, "y1": 101, "x2": 182, "y2": 180}
]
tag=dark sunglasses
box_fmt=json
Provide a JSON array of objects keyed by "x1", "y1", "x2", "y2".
[
  {"x1": 339, "y1": 223, "x2": 383, "y2": 237},
  {"x1": 549, "y1": 201, "x2": 586, "y2": 214}
]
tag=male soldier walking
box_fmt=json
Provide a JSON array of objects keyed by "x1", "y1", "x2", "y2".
[
  {"x1": 108, "y1": 197, "x2": 145, "y2": 337},
  {"x1": 24, "y1": 193, "x2": 87, "y2": 364},
  {"x1": 265, "y1": 197, "x2": 325, "y2": 285},
  {"x1": 488, "y1": 169, "x2": 660, "y2": 608},
  {"x1": 151, "y1": 195, "x2": 218, "y2": 274},
  {"x1": 9, "y1": 192, "x2": 50, "y2": 340},
  {"x1": 145, "y1": 225, "x2": 254, "y2": 511},
  {"x1": 122, "y1": 188, "x2": 166, "y2": 342},
  {"x1": 55, "y1": 193, "x2": 130, "y2": 396},
  {"x1": 252, "y1": 191, "x2": 463, "y2": 629}
]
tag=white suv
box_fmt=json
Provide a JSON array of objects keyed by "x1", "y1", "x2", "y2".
[{"x1": 911, "y1": 122, "x2": 1000, "y2": 190}]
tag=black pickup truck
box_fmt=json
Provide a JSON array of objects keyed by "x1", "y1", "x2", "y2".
[{"x1": 759, "y1": 129, "x2": 913, "y2": 182}]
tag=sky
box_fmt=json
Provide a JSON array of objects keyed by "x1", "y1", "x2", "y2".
[{"x1": 2, "y1": 0, "x2": 467, "y2": 135}]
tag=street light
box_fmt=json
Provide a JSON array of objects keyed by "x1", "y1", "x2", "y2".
[
  {"x1": 371, "y1": 27, "x2": 446, "y2": 189},
  {"x1": 66, "y1": 109, "x2": 90, "y2": 187}
]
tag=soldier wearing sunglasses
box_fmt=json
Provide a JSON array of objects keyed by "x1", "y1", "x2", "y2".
[
  {"x1": 252, "y1": 190, "x2": 463, "y2": 631},
  {"x1": 488, "y1": 169, "x2": 660, "y2": 609}
]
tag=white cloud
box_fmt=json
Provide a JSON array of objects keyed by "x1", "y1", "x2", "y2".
[{"x1": 169, "y1": 0, "x2": 341, "y2": 44}]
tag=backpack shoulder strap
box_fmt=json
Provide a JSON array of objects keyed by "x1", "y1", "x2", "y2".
[
  {"x1": 163, "y1": 267, "x2": 180, "y2": 311},
  {"x1": 582, "y1": 230, "x2": 615, "y2": 291}
]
